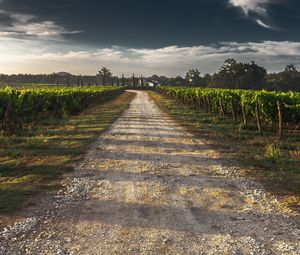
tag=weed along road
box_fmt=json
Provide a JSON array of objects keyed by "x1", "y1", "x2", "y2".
[{"x1": 1, "y1": 91, "x2": 300, "y2": 254}]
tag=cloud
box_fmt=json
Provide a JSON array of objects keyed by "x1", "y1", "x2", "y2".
[
  {"x1": 35, "y1": 48, "x2": 128, "y2": 63},
  {"x1": 0, "y1": 9, "x2": 81, "y2": 40},
  {"x1": 10, "y1": 13, "x2": 35, "y2": 23},
  {"x1": 229, "y1": 0, "x2": 270, "y2": 15},
  {"x1": 256, "y1": 19, "x2": 274, "y2": 29},
  {"x1": 1, "y1": 39, "x2": 300, "y2": 75},
  {"x1": 228, "y1": 0, "x2": 280, "y2": 29}
]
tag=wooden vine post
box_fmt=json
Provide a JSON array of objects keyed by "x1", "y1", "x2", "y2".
[
  {"x1": 207, "y1": 96, "x2": 212, "y2": 114},
  {"x1": 277, "y1": 100, "x2": 283, "y2": 138},
  {"x1": 255, "y1": 101, "x2": 262, "y2": 132},
  {"x1": 4, "y1": 95, "x2": 13, "y2": 131},
  {"x1": 241, "y1": 102, "x2": 247, "y2": 125},
  {"x1": 231, "y1": 100, "x2": 237, "y2": 122},
  {"x1": 20, "y1": 93, "x2": 29, "y2": 130},
  {"x1": 196, "y1": 98, "x2": 201, "y2": 111},
  {"x1": 219, "y1": 97, "x2": 225, "y2": 116},
  {"x1": 55, "y1": 97, "x2": 64, "y2": 119},
  {"x1": 203, "y1": 98, "x2": 208, "y2": 113}
]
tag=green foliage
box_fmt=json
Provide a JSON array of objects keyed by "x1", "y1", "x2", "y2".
[
  {"x1": 149, "y1": 91, "x2": 300, "y2": 198},
  {"x1": 264, "y1": 143, "x2": 282, "y2": 159},
  {"x1": 159, "y1": 86, "x2": 300, "y2": 125},
  {"x1": 0, "y1": 86, "x2": 124, "y2": 132},
  {"x1": 0, "y1": 92, "x2": 135, "y2": 213},
  {"x1": 97, "y1": 67, "x2": 112, "y2": 86},
  {"x1": 208, "y1": 59, "x2": 267, "y2": 90},
  {"x1": 267, "y1": 65, "x2": 300, "y2": 92},
  {"x1": 185, "y1": 69, "x2": 204, "y2": 87}
]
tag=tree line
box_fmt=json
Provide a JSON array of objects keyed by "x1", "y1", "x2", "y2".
[
  {"x1": 181, "y1": 59, "x2": 300, "y2": 91},
  {"x1": 0, "y1": 68, "x2": 144, "y2": 87},
  {"x1": 0, "y1": 59, "x2": 299, "y2": 91}
]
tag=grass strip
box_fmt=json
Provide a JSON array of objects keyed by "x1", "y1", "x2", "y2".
[
  {"x1": 0, "y1": 91, "x2": 135, "y2": 214},
  {"x1": 149, "y1": 91, "x2": 300, "y2": 211}
]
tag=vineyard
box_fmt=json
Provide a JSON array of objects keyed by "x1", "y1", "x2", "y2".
[
  {"x1": 1, "y1": 87, "x2": 300, "y2": 254},
  {"x1": 158, "y1": 86, "x2": 300, "y2": 136},
  {"x1": 0, "y1": 86, "x2": 124, "y2": 133}
]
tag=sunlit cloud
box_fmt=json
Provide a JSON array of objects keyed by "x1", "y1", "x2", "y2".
[
  {"x1": 256, "y1": 19, "x2": 274, "y2": 29},
  {"x1": 229, "y1": 0, "x2": 270, "y2": 15},
  {"x1": 228, "y1": 0, "x2": 281, "y2": 29},
  {"x1": 1, "y1": 39, "x2": 300, "y2": 75},
  {"x1": 0, "y1": 9, "x2": 81, "y2": 40}
]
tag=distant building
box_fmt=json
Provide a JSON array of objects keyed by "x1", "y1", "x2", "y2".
[
  {"x1": 146, "y1": 80, "x2": 159, "y2": 87},
  {"x1": 147, "y1": 82, "x2": 154, "y2": 87}
]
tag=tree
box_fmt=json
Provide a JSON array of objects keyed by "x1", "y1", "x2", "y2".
[
  {"x1": 285, "y1": 64, "x2": 297, "y2": 73},
  {"x1": 220, "y1": 58, "x2": 237, "y2": 73},
  {"x1": 66, "y1": 76, "x2": 70, "y2": 86},
  {"x1": 98, "y1": 67, "x2": 112, "y2": 86},
  {"x1": 111, "y1": 76, "x2": 114, "y2": 86},
  {"x1": 209, "y1": 59, "x2": 267, "y2": 90},
  {"x1": 132, "y1": 73, "x2": 136, "y2": 86},
  {"x1": 169, "y1": 76, "x2": 187, "y2": 86},
  {"x1": 267, "y1": 65, "x2": 300, "y2": 91},
  {"x1": 130, "y1": 74, "x2": 142, "y2": 86},
  {"x1": 122, "y1": 74, "x2": 125, "y2": 86},
  {"x1": 203, "y1": 73, "x2": 211, "y2": 87},
  {"x1": 185, "y1": 69, "x2": 203, "y2": 86},
  {"x1": 77, "y1": 75, "x2": 81, "y2": 86}
]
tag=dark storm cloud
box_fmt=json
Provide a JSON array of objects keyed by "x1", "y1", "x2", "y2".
[
  {"x1": 1, "y1": 0, "x2": 300, "y2": 75},
  {"x1": 0, "y1": 0, "x2": 299, "y2": 47}
]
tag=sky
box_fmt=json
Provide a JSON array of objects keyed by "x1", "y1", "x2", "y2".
[{"x1": 0, "y1": 0, "x2": 300, "y2": 76}]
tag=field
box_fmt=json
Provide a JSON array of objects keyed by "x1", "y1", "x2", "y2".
[
  {"x1": 158, "y1": 86, "x2": 300, "y2": 133},
  {"x1": 0, "y1": 85, "x2": 124, "y2": 134},
  {"x1": 0, "y1": 86, "x2": 300, "y2": 254},
  {"x1": 150, "y1": 88, "x2": 300, "y2": 205},
  {"x1": 0, "y1": 86, "x2": 134, "y2": 216}
]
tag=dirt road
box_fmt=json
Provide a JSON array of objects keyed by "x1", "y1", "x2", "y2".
[{"x1": 1, "y1": 91, "x2": 300, "y2": 254}]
